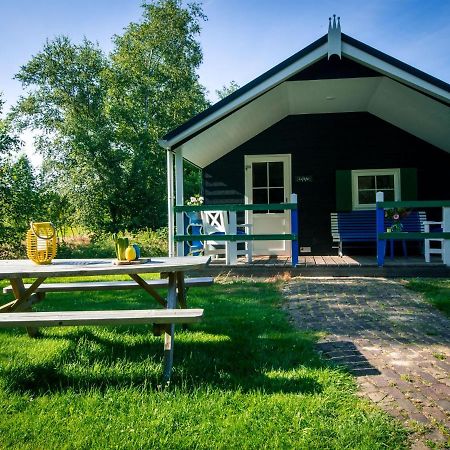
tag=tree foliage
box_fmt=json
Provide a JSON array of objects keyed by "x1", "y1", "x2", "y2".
[
  {"x1": 216, "y1": 80, "x2": 240, "y2": 100},
  {"x1": 0, "y1": 98, "x2": 41, "y2": 254},
  {"x1": 13, "y1": 0, "x2": 208, "y2": 234}
]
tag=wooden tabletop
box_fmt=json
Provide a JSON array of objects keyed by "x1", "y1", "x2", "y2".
[{"x1": 0, "y1": 257, "x2": 211, "y2": 279}]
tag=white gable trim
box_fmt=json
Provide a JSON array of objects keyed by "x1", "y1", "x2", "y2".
[
  {"x1": 342, "y1": 42, "x2": 450, "y2": 103},
  {"x1": 178, "y1": 76, "x2": 450, "y2": 168},
  {"x1": 159, "y1": 43, "x2": 328, "y2": 149},
  {"x1": 160, "y1": 37, "x2": 449, "y2": 157},
  {"x1": 327, "y1": 15, "x2": 342, "y2": 59}
]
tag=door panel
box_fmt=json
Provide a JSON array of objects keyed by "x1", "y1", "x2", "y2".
[{"x1": 245, "y1": 155, "x2": 291, "y2": 256}]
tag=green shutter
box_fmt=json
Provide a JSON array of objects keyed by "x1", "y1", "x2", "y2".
[
  {"x1": 335, "y1": 170, "x2": 352, "y2": 211},
  {"x1": 400, "y1": 168, "x2": 417, "y2": 201}
]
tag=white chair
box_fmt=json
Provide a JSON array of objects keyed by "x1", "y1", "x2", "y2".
[
  {"x1": 201, "y1": 211, "x2": 252, "y2": 264},
  {"x1": 424, "y1": 221, "x2": 443, "y2": 263}
]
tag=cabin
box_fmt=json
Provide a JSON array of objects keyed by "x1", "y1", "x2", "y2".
[{"x1": 160, "y1": 17, "x2": 450, "y2": 260}]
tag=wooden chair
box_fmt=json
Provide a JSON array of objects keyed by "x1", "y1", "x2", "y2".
[
  {"x1": 201, "y1": 211, "x2": 252, "y2": 263},
  {"x1": 424, "y1": 221, "x2": 443, "y2": 262}
]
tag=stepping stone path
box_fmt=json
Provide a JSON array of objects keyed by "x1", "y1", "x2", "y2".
[{"x1": 283, "y1": 277, "x2": 450, "y2": 449}]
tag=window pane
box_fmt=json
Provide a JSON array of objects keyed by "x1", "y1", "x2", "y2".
[
  {"x1": 358, "y1": 176, "x2": 375, "y2": 189},
  {"x1": 253, "y1": 188, "x2": 268, "y2": 205},
  {"x1": 377, "y1": 175, "x2": 394, "y2": 189},
  {"x1": 382, "y1": 189, "x2": 395, "y2": 201},
  {"x1": 358, "y1": 190, "x2": 376, "y2": 204},
  {"x1": 269, "y1": 188, "x2": 284, "y2": 204},
  {"x1": 269, "y1": 188, "x2": 284, "y2": 213},
  {"x1": 252, "y1": 163, "x2": 267, "y2": 188},
  {"x1": 268, "y1": 162, "x2": 283, "y2": 187}
]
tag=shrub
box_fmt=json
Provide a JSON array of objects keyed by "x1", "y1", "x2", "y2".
[{"x1": 56, "y1": 228, "x2": 168, "y2": 259}]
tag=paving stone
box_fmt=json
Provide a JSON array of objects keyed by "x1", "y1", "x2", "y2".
[
  {"x1": 366, "y1": 391, "x2": 388, "y2": 403},
  {"x1": 410, "y1": 440, "x2": 430, "y2": 450},
  {"x1": 422, "y1": 406, "x2": 449, "y2": 423},
  {"x1": 408, "y1": 412, "x2": 430, "y2": 425},
  {"x1": 435, "y1": 399, "x2": 450, "y2": 412},
  {"x1": 422, "y1": 429, "x2": 448, "y2": 444},
  {"x1": 282, "y1": 277, "x2": 450, "y2": 450}
]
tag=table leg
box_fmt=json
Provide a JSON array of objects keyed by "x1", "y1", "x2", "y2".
[
  {"x1": 128, "y1": 274, "x2": 166, "y2": 307},
  {"x1": 7, "y1": 278, "x2": 46, "y2": 337},
  {"x1": 176, "y1": 271, "x2": 189, "y2": 331},
  {"x1": 162, "y1": 272, "x2": 177, "y2": 384},
  {"x1": 0, "y1": 277, "x2": 46, "y2": 314},
  {"x1": 176, "y1": 272, "x2": 187, "y2": 309}
]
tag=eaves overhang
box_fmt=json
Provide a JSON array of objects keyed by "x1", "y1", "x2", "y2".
[{"x1": 159, "y1": 32, "x2": 450, "y2": 153}]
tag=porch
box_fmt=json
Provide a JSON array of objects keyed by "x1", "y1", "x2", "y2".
[
  {"x1": 211, "y1": 254, "x2": 445, "y2": 267},
  {"x1": 201, "y1": 255, "x2": 450, "y2": 278}
]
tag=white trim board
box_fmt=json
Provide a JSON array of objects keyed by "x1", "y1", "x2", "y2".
[
  {"x1": 176, "y1": 77, "x2": 450, "y2": 168},
  {"x1": 160, "y1": 40, "x2": 449, "y2": 154},
  {"x1": 159, "y1": 43, "x2": 328, "y2": 149},
  {"x1": 351, "y1": 168, "x2": 401, "y2": 210}
]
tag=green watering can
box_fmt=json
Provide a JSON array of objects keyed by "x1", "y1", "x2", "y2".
[{"x1": 112, "y1": 234, "x2": 129, "y2": 261}]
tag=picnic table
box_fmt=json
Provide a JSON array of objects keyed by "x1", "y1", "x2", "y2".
[{"x1": 0, "y1": 256, "x2": 211, "y2": 382}]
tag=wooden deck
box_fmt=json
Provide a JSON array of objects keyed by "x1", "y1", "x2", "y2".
[
  {"x1": 210, "y1": 255, "x2": 444, "y2": 267},
  {"x1": 205, "y1": 255, "x2": 449, "y2": 277}
]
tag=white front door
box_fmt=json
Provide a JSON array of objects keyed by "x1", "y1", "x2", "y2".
[{"x1": 244, "y1": 154, "x2": 292, "y2": 256}]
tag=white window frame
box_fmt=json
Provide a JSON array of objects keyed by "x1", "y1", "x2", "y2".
[{"x1": 351, "y1": 168, "x2": 401, "y2": 210}]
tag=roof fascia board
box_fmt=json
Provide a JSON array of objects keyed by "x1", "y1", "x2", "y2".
[
  {"x1": 159, "y1": 43, "x2": 327, "y2": 149},
  {"x1": 342, "y1": 42, "x2": 450, "y2": 103}
]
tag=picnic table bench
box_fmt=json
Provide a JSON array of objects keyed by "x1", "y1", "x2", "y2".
[
  {"x1": 331, "y1": 210, "x2": 426, "y2": 256},
  {"x1": 0, "y1": 257, "x2": 212, "y2": 383}
]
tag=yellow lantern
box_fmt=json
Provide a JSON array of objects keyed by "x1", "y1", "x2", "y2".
[{"x1": 26, "y1": 222, "x2": 57, "y2": 265}]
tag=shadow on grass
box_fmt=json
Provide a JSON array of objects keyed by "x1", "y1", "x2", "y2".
[{"x1": 0, "y1": 283, "x2": 326, "y2": 395}]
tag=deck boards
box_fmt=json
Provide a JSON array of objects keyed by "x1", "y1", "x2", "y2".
[{"x1": 210, "y1": 255, "x2": 444, "y2": 268}]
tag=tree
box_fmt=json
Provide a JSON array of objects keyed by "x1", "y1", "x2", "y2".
[
  {"x1": 1, "y1": 94, "x2": 71, "y2": 256},
  {"x1": 215, "y1": 80, "x2": 240, "y2": 100},
  {"x1": 13, "y1": 36, "x2": 119, "y2": 233},
  {"x1": 0, "y1": 94, "x2": 26, "y2": 251},
  {"x1": 13, "y1": 0, "x2": 208, "y2": 234},
  {"x1": 106, "y1": 0, "x2": 208, "y2": 226},
  {"x1": 0, "y1": 153, "x2": 40, "y2": 255}
]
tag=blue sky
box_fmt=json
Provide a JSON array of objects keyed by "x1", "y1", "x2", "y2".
[{"x1": 1, "y1": 0, "x2": 449, "y2": 163}]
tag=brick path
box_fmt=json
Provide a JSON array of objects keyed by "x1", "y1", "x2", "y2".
[{"x1": 282, "y1": 277, "x2": 450, "y2": 449}]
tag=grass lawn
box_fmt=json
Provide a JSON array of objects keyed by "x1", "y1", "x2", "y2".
[
  {"x1": 406, "y1": 278, "x2": 450, "y2": 317},
  {"x1": 0, "y1": 278, "x2": 407, "y2": 449}
]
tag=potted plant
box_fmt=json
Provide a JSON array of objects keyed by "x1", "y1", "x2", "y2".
[
  {"x1": 185, "y1": 194, "x2": 204, "y2": 224},
  {"x1": 385, "y1": 208, "x2": 410, "y2": 232}
]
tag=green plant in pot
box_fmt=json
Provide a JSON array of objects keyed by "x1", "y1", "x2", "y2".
[{"x1": 112, "y1": 233, "x2": 129, "y2": 260}]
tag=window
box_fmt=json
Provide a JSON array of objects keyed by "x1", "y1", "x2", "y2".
[
  {"x1": 351, "y1": 169, "x2": 400, "y2": 209},
  {"x1": 252, "y1": 161, "x2": 285, "y2": 213}
]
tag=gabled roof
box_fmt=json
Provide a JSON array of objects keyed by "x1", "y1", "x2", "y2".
[{"x1": 159, "y1": 24, "x2": 450, "y2": 167}]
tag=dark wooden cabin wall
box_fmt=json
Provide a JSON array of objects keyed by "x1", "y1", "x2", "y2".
[
  {"x1": 203, "y1": 112, "x2": 450, "y2": 254},
  {"x1": 288, "y1": 56, "x2": 380, "y2": 81}
]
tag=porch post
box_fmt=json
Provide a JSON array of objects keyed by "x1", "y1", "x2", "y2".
[
  {"x1": 290, "y1": 193, "x2": 299, "y2": 267},
  {"x1": 166, "y1": 150, "x2": 175, "y2": 257},
  {"x1": 175, "y1": 149, "x2": 185, "y2": 256},
  {"x1": 376, "y1": 191, "x2": 386, "y2": 267},
  {"x1": 227, "y1": 211, "x2": 238, "y2": 265},
  {"x1": 443, "y1": 206, "x2": 450, "y2": 267}
]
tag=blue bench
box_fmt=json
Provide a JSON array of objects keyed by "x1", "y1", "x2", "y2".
[{"x1": 331, "y1": 210, "x2": 426, "y2": 257}]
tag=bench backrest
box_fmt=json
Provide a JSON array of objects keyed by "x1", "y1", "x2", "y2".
[
  {"x1": 331, "y1": 210, "x2": 426, "y2": 241},
  {"x1": 201, "y1": 211, "x2": 228, "y2": 235}
]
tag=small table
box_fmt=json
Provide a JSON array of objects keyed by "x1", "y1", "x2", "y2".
[{"x1": 0, "y1": 256, "x2": 210, "y2": 381}]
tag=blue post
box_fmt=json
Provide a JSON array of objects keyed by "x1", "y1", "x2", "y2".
[
  {"x1": 376, "y1": 191, "x2": 386, "y2": 267},
  {"x1": 291, "y1": 193, "x2": 299, "y2": 267}
]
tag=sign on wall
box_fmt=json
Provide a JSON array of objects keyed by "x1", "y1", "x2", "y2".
[{"x1": 296, "y1": 175, "x2": 313, "y2": 183}]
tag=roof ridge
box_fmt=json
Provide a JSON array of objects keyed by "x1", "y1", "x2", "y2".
[{"x1": 160, "y1": 32, "x2": 449, "y2": 147}]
